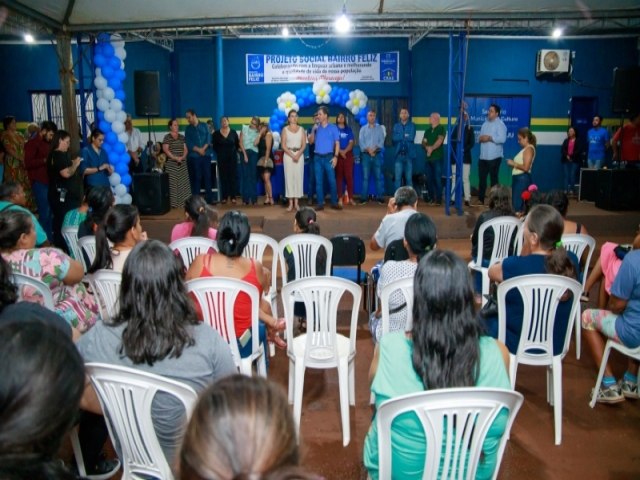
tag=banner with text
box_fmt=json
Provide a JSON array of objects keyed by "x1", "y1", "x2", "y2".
[{"x1": 246, "y1": 52, "x2": 399, "y2": 84}]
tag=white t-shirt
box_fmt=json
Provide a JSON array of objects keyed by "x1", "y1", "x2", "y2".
[
  {"x1": 126, "y1": 127, "x2": 143, "y2": 153},
  {"x1": 373, "y1": 208, "x2": 417, "y2": 249}
]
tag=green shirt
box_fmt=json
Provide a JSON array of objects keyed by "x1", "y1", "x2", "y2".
[{"x1": 423, "y1": 124, "x2": 446, "y2": 162}]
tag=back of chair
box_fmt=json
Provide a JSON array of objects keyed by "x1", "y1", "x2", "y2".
[
  {"x1": 90, "y1": 269, "x2": 122, "y2": 322},
  {"x1": 12, "y1": 273, "x2": 55, "y2": 309},
  {"x1": 377, "y1": 388, "x2": 524, "y2": 480},
  {"x1": 186, "y1": 277, "x2": 260, "y2": 369},
  {"x1": 380, "y1": 276, "x2": 415, "y2": 336},
  {"x1": 169, "y1": 237, "x2": 218, "y2": 268},
  {"x1": 61, "y1": 226, "x2": 83, "y2": 264},
  {"x1": 476, "y1": 217, "x2": 521, "y2": 266},
  {"x1": 278, "y1": 234, "x2": 333, "y2": 287},
  {"x1": 281, "y1": 276, "x2": 361, "y2": 369},
  {"x1": 497, "y1": 274, "x2": 583, "y2": 364},
  {"x1": 78, "y1": 235, "x2": 97, "y2": 271},
  {"x1": 384, "y1": 238, "x2": 410, "y2": 262},
  {"x1": 85, "y1": 362, "x2": 198, "y2": 480},
  {"x1": 244, "y1": 233, "x2": 279, "y2": 310},
  {"x1": 561, "y1": 234, "x2": 596, "y2": 288}
]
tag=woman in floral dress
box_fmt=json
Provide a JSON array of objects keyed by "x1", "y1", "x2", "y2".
[
  {"x1": 1, "y1": 116, "x2": 35, "y2": 211},
  {"x1": 0, "y1": 209, "x2": 99, "y2": 332}
]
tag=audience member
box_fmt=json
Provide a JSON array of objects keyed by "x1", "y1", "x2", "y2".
[
  {"x1": 421, "y1": 112, "x2": 446, "y2": 205},
  {"x1": 171, "y1": 194, "x2": 218, "y2": 242},
  {"x1": 546, "y1": 189, "x2": 589, "y2": 235},
  {"x1": 370, "y1": 186, "x2": 418, "y2": 251},
  {"x1": 359, "y1": 109, "x2": 385, "y2": 205},
  {"x1": 1, "y1": 115, "x2": 35, "y2": 210},
  {"x1": 80, "y1": 129, "x2": 113, "y2": 188},
  {"x1": 0, "y1": 181, "x2": 49, "y2": 246},
  {"x1": 335, "y1": 112, "x2": 355, "y2": 206},
  {"x1": 77, "y1": 185, "x2": 115, "y2": 238}
]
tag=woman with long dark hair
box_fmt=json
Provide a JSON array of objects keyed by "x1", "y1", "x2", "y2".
[
  {"x1": 212, "y1": 116, "x2": 240, "y2": 205},
  {"x1": 335, "y1": 112, "x2": 355, "y2": 206},
  {"x1": 77, "y1": 240, "x2": 236, "y2": 464},
  {"x1": 487, "y1": 204, "x2": 579, "y2": 355},
  {"x1": 560, "y1": 126, "x2": 584, "y2": 196},
  {"x1": 1, "y1": 115, "x2": 35, "y2": 210},
  {"x1": 77, "y1": 185, "x2": 115, "y2": 238},
  {"x1": 364, "y1": 250, "x2": 512, "y2": 479},
  {"x1": 48, "y1": 129, "x2": 83, "y2": 249},
  {"x1": 171, "y1": 195, "x2": 218, "y2": 242},
  {"x1": 507, "y1": 127, "x2": 536, "y2": 213},
  {"x1": 0, "y1": 321, "x2": 85, "y2": 479},
  {"x1": 257, "y1": 122, "x2": 275, "y2": 205},
  {"x1": 163, "y1": 118, "x2": 190, "y2": 208},
  {"x1": 80, "y1": 129, "x2": 113, "y2": 188}
]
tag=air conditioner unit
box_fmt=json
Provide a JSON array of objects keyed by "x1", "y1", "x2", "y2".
[{"x1": 536, "y1": 49, "x2": 571, "y2": 75}]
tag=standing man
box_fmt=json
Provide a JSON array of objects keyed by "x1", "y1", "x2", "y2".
[
  {"x1": 587, "y1": 115, "x2": 610, "y2": 169},
  {"x1": 24, "y1": 120, "x2": 56, "y2": 241},
  {"x1": 477, "y1": 103, "x2": 507, "y2": 205},
  {"x1": 359, "y1": 109, "x2": 386, "y2": 205},
  {"x1": 612, "y1": 112, "x2": 640, "y2": 168},
  {"x1": 451, "y1": 111, "x2": 475, "y2": 206},
  {"x1": 306, "y1": 112, "x2": 320, "y2": 205},
  {"x1": 185, "y1": 109, "x2": 214, "y2": 204},
  {"x1": 392, "y1": 108, "x2": 416, "y2": 191},
  {"x1": 421, "y1": 112, "x2": 446, "y2": 206},
  {"x1": 125, "y1": 115, "x2": 145, "y2": 173},
  {"x1": 312, "y1": 106, "x2": 342, "y2": 210}
]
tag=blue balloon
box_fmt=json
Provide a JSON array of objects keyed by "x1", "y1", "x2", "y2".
[
  {"x1": 121, "y1": 173, "x2": 132, "y2": 187},
  {"x1": 108, "y1": 78, "x2": 121, "y2": 90},
  {"x1": 115, "y1": 162, "x2": 128, "y2": 175},
  {"x1": 96, "y1": 110, "x2": 105, "y2": 121},
  {"x1": 105, "y1": 131, "x2": 118, "y2": 145},
  {"x1": 109, "y1": 56, "x2": 121, "y2": 69},
  {"x1": 98, "y1": 120, "x2": 111, "y2": 133},
  {"x1": 108, "y1": 151, "x2": 120, "y2": 163},
  {"x1": 103, "y1": 142, "x2": 112, "y2": 153},
  {"x1": 114, "y1": 142, "x2": 126, "y2": 154},
  {"x1": 94, "y1": 54, "x2": 106, "y2": 67},
  {"x1": 115, "y1": 89, "x2": 126, "y2": 101},
  {"x1": 119, "y1": 152, "x2": 130, "y2": 164},
  {"x1": 98, "y1": 33, "x2": 111, "y2": 43},
  {"x1": 359, "y1": 117, "x2": 367, "y2": 126},
  {"x1": 103, "y1": 43, "x2": 115, "y2": 57},
  {"x1": 102, "y1": 65, "x2": 114, "y2": 79},
  {"x1": 116, "y1": 69, "x2": 126, "y2": 81}
]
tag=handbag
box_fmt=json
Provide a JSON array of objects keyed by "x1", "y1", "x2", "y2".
[{"x1": 257, "y1": 156, "x2": 274, "y2": 169}]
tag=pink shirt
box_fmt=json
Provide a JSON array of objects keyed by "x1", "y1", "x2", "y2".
[{"x1": 170, "y1": 222, "x2": 217, "y2": 243}]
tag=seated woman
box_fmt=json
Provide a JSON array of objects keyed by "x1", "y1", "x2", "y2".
[
  {"x1": 171, "y1": 194, "x2": 218, "y2": 242},
  {"x1": 179, "y1": 375, "x2": 318, "y2": 480},
  {"x1": 546, "y1": 189, "x2": 589, "y2": 235},
  {"x1": 78, "y1": 240, "x2": 237, "y2": 464},
  {"x1": 0, "y1": 321, "x2": 85, "y2": 480},
  {"x1": 486, "y1": 204, "x2": 580, "y2": 355},
  {"x1": 364, "y1": 250, "x2": 512, "y2": 480},
  {"x1": 186, "y1": 210, "x2": 285, "y2": 353},
  {"x1": 0, "y1": 209, "x2": 99, "y2": 332},
  {"x1": 88, "y1": 204, "x2": 147, "y2": 273},
  {"x1": 369, "y1": 212, "x2": 437, "y2": 343},
  {"x1": 77, "y1": 185, "x2": 115, "y2": 238}
]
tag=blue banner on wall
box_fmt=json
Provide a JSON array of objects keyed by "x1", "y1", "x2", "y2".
[
  {"x1": 246, "y1": 52, "x2": 399, "y2": 84},
  {"x1": 465, "y1": 95, "x2": 532, "y2": 185}
]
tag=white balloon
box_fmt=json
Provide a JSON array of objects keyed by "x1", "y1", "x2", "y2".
[
  {"x1": 322, "y1": 94, "x2": 330, "y2": 104},
  {"x1": 96, "y1": 89, "x2": 105, "y2": 99},
  {"x1": 114, "y1": 47, "x2": 127, "y2": 61},
  {"x1": 104, "y1": 109, "x2": 117, "y2": 123},
  {"x1": 113, "y1": 195, "x2": 122, "y2": 205},
  {"x1": 103, "y1": 87, "x2": 115, "y2": 101},
  {"x1": 122, "y1": 193, "x2": 132, "y2": 205},
  {"x1": 95, "y1": 67, "x2": 102, "y2": 78},
  {"x1": 94, "y1": 76, "x2": 107, "y2": 89},
  {"x1": 116, "y1": 111, "x2": 127, "y2": 123},
  {"x1": 315, "y1": 95, "x2": 323, "y2": 104},
  {"x1": 117, "y1": 131, "x2": 129, "y2": 144},
  {"x1": 110, "y1": 34, "x2": 125, "y2": 49},
  {"x1": 96, "y1": 98, "x2": 110, "y2": 112},
  {"x1": 114, "y1": 184, "x2": 127, "y2": 197},
  {"x1": 109, "y1": 172, "x2": 121, "y2": 186},
  {"x1": 111, "y1": 121, "x2": 124, "y2": 134},
  {"x1": 110, "y1": 99, "x2": 123, "y2": 112}
]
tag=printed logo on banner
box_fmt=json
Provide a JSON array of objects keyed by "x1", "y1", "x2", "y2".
[
  {"x1": 380, "y1": 52, "x2": 398, "y2": 82},
  {"x1": 247, "y1": 54, "x2": 264, "y2": 84}
]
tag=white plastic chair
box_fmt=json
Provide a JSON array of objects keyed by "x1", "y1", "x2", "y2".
[
  {"x1": 561, "y1": 233, "x2": 596, "y2": 360},
  {"x1": 78, "y1": 235, "x2": 97, "y2": 272},
  {"x1": 589, "y1": 341, "x2": 640, "y2": 408},
  {"x1": 278, "y1": 234, "x2": 333, "y2": 287},
  {"x1": 468, "y1": 217, "x2": 521, "y2": 306},
  {"x1": 281, "y1": 276, "x2": 361, "y2": 446},
  {"x1": 497, "y1": 274, "x2": 582, "y2": 445},
  {"x1": 12, "y1": 272, "x2": 55, "y2": 309},
  {"x1": 70, "y1": 427, "x2": 121, "y2": 480},
  {"x1": 84, "y1": 362, "x2": 198, "y2": 480},
  {"x1": 169, "y1": 237, "x2": 218, "y2": 268},
  {"x1": 376, "y1": 388, "x2": 524, "y2": 480},
  {"x1": 89, "y1": 269, "x2": 122, "y2": 322},
  {"x1": 244, "y1": 233, "x2": 280, "y2": 318},
  {"x1": 62, "y1": 225, "x2": 83, "y2": 265},
  {"x1": 186, "y1": 277, "x2": 266, "y2": 377},
  {"x1": 380, "y1": 276, "x2": 415, "y2": 336}
]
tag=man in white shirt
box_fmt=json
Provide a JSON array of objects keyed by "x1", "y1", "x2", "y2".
[
  {"x1": 125, "y1": 115, "x2": 145, "y2": 173},
  {"x1": 370, "y1": 186, "x2": 418, "y2": 251}
]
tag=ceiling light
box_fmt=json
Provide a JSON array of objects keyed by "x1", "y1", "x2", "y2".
[
  {"x1": 282, "y1": 26, "x2": 289, "y2": 37},
  {"x1": 24, "y1": 33, "x2": 35, "y2": 43},
  {"x1": 552, "y1": 27, "x2": 563, "y2": 38},
  {"x1": 334, "y1": 5, "x2": 351, "y2": 34}
]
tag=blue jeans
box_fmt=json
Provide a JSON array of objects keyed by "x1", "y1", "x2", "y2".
[
  {"x1": 425, "y1": 159, "x2": 443, "y2": 203},
  {"x1": 563, "y1": 162, "x2": 578, "y2": 193},
  {"x1": 32, "y1": 181, "x2": 53, "y2": 242},
  {"x1": 314, "y1": 153, "x2": 338, "y2": 206},
  {"x1": 394, "y1": 154, "x2": 413, "y2": 191},
  {"x1": 241, "y1": 150, "x2": 258, "y2": 203},
  {"x1": 511, "y1": 172, "x2": 532, "y2": 212},
  {"x1": 361, "y1": 152, "x2": 384, "y2": 199},
  {"x1": 189, "y1": 155, "x2": 214, "y2": 203},
  {"x1": 588, "y1": 158, "x2": 602, "y2": 169}
]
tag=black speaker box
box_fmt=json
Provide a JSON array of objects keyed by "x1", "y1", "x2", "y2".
[
  {"x1": 612, "y1": 67, "x2": 640, "y2": 115},
  {"x1": 134, "y1": 70, "x2": 161, "y2": 116},
  {"x1": 578, "y1": 168, "x2": 598, "y2": 202},
  {"x1": 595, "y1": 169, "x2": 640, "y2": 211},
  {"x1": 132, "y1": 173, "x2": 170, "y2": 215}
]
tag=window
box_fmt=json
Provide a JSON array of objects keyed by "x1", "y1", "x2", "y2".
[{"x1": 30, "y1": 91, "x2": 95, "y2": 138}]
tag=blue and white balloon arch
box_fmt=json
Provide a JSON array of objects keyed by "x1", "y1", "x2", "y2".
[
  {"x1": 269, "y1": 80, "x2": 369, "y2": 149},
  {"x1": 92, "y1": 32, "x2": 132, "y2": 205}
]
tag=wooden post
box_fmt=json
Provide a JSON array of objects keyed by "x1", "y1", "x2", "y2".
[{"x1": 55, "y1": 33, "x2": 80, "y2": 155}]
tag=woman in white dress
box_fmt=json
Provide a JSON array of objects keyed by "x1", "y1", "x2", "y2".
[{"x1": 281, "y1": 110, "x2": 306, "y2": 212}]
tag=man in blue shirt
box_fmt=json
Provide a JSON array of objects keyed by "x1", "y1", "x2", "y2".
[
  {"x1": 312, "y1": 106, "x2": 342, "y2": 210},
  {"x1": 587, "y1": 115, "x2": 610, "y2": 169},
  {"x1": 359, "y1": 110, "x2": 386, "y2": 205},
  {"x1": 477, "y1": 104, "x2": 507, "y2": 205},
  {"x1": 392, "y1": 108, "x2": 416, "y2": 192},
  {"x1": 185, "y1": 109, "x2": 214, "y2": 204}
]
